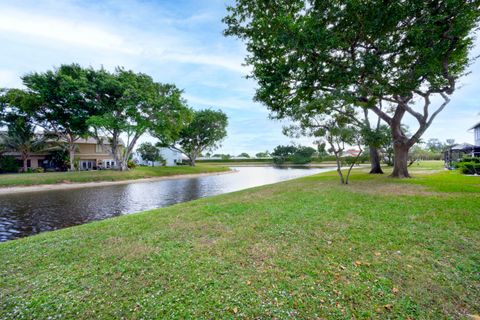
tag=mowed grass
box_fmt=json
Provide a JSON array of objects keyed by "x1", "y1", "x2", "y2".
[
  {"x1": 0, "y1": 165, "x2": 230, "y2": 187},
  {"x1": 0, "y1": 161, "x2": 479, "y2": 319}
]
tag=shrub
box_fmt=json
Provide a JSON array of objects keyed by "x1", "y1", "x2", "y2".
[
  {"x1": 0, "y1": 156, "x2": 20, "y2": 173},
  {"x1": 456, "y1": 157, "x2": 480, "y2": 174},
  {"x1": 127, "y1": 160, "x2": 136, "y2": 169}
]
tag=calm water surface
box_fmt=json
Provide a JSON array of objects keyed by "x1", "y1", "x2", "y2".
[{"x1": 0, "y1": 166, "x2": 333, "y2": 242}]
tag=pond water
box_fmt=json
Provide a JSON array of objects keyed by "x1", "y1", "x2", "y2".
[{"x1": 0, "y1": 166, "x2": 333, "y2": 242}]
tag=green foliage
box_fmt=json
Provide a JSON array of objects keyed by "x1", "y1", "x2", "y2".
[
  {"x1": 88, "y1": 68, "x2": 192, "y2": 170},
  {"x1": 271, "y1": 145, "x2": 316, "y2": 164},
  {"x1": 271, "y1": 145, "x2": 297, "y2": 164},
  {"x1": 237, "y1": 152, "x2": 250, "y2": 158},
  {"x1": 1, "y1": 114, "x2": 46, "y2": 171},
  {"x1": 224, "y1": 0, "x2": 480, "y2": 177},
  {"x1": 127, "y1": 160, "x2": 137, "y2": 169},
  {"x1": 156, "y1": 109, "x2": 228, "y2": 166},
  {"x1": 137, "y1": 142, "x2": 162, "y2": 165},
  {"x1": 255, "y1": 151, "x2": 270, "y2": 158},
  {"x1": 291, "y1": 146, "x2": 316, "y2": 164},
  {"x1": 456, "y1": 157, "x2": 480, "y2": 174},
  {"x1": 20, "y1": 64, "x2": 97, "y2": 138},
  {"x1": 0, "y1": 156, "x2": 19, "y2": 173}
]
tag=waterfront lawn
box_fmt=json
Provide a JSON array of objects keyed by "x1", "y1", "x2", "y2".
[
  {"x1": 0, "y1": 165, "x2": 229, "y2": 187},
  {"x1": 0, "y1": 161, "x2": 479, "y2": 319}
]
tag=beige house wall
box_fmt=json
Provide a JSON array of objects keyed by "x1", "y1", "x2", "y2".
[{"x1": 8, "y1": 142, "x2": 123, "y2": 170}]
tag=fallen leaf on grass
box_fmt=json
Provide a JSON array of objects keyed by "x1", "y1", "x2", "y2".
[
  {"x1": 233, "y1": 307, "x2": 238, "y2": 314},
  {"x1": 392, "y1": 287, "x2": 399, "y2": 294},
  {"x1": 354, "y1": 260, "x2": 362, "y2": 266},
  {"x1": 374, "y1": 252, "x2": 381, "y2": 256},
  {"x1": 246, "y1": 280, "x2": 251, "y2": 285},
  {"x1": 384, "y1": 304, "x2": 393, "y2": 311},
  {"x1": 468, "y1": 315, "x2": 480, "y2": 320}
]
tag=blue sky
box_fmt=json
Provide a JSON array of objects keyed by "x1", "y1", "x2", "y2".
[{"x1": 0, "y1": 0, "x2": 479, "y2": 155}]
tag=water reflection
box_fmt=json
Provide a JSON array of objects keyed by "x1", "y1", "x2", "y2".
[{"x1": 0, "y1": 166, "x2": 333, "y2": 242}]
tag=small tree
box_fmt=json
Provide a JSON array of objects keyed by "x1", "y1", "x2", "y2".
[
  {"x1": 271, "y1": 145, "x2": 297, "y2": 164},
  {"x1": 155, "y1": 109, "x2": 228, "y2": 166},
  {"x1": 238, "y1": 152, "x2": 250, "y2": 158},
  {"x1": 255, "y1": 151, "x2": 270, "y2": 158},
  {"x1": 292, "y1": 146, "x2": 316, "y2": 164},
  {"x1": 2, "y1": 114, "x2": 46, "y2": 172},
  {"x1": 137, "y1": 142, "x2": 162, "y2": 166}
]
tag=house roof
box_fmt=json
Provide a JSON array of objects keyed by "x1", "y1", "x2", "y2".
[
  {"x1": 450, "y1": 143, "x2": 475, "y2": 151},
  {"x1": 469, "y1": 122, "x2": 480, "y2": 130}
]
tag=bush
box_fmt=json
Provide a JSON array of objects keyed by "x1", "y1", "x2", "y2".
[
  {"x1": 456, "y1": 157, "x2": 480, "y2": 174},
  {"x1": 127, "y1": 160, "x2": 136, "y2": 169},
  {"x1": 0, "y1": 156, "x2": 19, "y2": 173}
]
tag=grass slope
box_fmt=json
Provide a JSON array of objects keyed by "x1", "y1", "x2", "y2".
[
  {"x1": 0, "y1": 162, "x2": 479, "y2": 319},
  {"x1": 0, "y1": 165, "x2": 229, "y2": 187}
]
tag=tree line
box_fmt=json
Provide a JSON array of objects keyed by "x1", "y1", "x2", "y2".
[{"x1": 0, "y1": 64, "x2": 228, "y2": 172}]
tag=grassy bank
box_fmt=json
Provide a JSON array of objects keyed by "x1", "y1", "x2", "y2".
[
  {"x1": 1, "y1": 162, "x2": 479, "y2": 319},
  {"x1": 0, "y1": 165, "x2": 230, "y2": 187}
]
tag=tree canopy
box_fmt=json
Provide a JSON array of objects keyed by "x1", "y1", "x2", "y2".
[
  {"x1": 156, "y1": 109, "x2": 228, "y2": 166},
  {"x1": 224, "y1": 0, "x2": 480, "y2": 177},
  {"x1": 2, "y1": 64, "x2": 98, "y2": 170},
  {"x1": 137, "y1": 142, "x2": 162, "y2": 166},
  {"x1": 88, "y1": 68, "x2": 191, "y2": 170}
]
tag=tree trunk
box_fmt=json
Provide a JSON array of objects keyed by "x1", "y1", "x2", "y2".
[
  {"x1": 369, "y1": 146, "x2": 383, "y2": 174},
  {"x1": 334, "y1": 153, "x2": 344, "y2": 184},
  {"x1": 389, "y1": 115, "x2": 412, "y2": 178},
  {"x1": 69, "y1": 147, "x2": 75, "y2": 171},
  {"x1": 22, "y1": 158, "x2": 28, "y2": 172},
  {"x1": 391, "y1": 143, "x2": 411, "y2": 178},
  {"x1": 189, "y1": 157, "x2": 196, "y2": 166}
]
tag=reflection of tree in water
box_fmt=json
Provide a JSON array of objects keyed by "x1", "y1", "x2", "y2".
[{"x1": 172, "y1": 178, "x2": 203, "y2": 203}]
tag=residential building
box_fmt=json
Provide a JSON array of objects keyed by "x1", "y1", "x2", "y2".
[
  {"x1": 444, "y1": 121, "x2": 480, "y2": 167},
  {"x1": 134, "y1": 147, "x2": 184, "y2": 166},
  {"x1": 1, "y1": 133, "x2": 123, "y2": 171}
]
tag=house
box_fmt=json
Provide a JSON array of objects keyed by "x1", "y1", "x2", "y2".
[
  {"x1": 134, "y1": 147, "x2": 184, "y2": 166},
  {"x1": 71, "y1": 137, "x2": 123, "y2": 170},
  {"x1": 444, "y1": 121, "x2": 480, "y2": 167},
  {"x1": 1, "y1": 133, "x2": 123, "y2": 171},
  {"x1": 342, "y1": 148, "x2": 362, "y2": 157}
]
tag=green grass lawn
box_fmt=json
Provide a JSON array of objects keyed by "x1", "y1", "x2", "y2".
[
  {"x1": 0, "y1": 165, "x2": 230, "y2": 187},
  {"x1": 0, "y1": 161, "x2": 479, "y2": 319}
]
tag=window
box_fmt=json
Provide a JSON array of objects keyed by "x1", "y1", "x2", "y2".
[{"x1": 95, "y1": 144, "x2": 103, "y2": 153}]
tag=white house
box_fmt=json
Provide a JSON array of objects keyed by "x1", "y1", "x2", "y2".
[
  {"x1": 159, "y1": 148, "x2": 184, "y2": 166},
  {"x1": 472, "y1": 122, "x2": 480, "y2": 147},
  {"x1": 134, "y1": 147, "x2": 184, "y2": 166}
]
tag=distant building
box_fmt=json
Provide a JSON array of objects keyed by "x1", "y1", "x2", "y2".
[
  {"x1": 0, "y1": 133, "x2": 123, "y2": 171},
  {"x1": 473, "y1": 122, "x2": 480, "y2": 146},
  {"x1": 134, "y1": 147, "x2": 184, "y2": 166},
  {"x1": 342, "y1": 148, "x2": 361, "y2": 157},
  {"x1": 160, "y1": 148, "x2": 184, "y2": 166},
  {"x1": 444, "y1": 121, "x2": 480, "y2": 167}
]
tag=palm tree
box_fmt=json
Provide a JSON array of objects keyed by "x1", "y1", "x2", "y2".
[{"x1": 3, "y1": 116, "x2": 46, "y2": 172}]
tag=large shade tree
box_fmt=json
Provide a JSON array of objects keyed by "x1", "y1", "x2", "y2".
[
  {"x1": 155, "y1": 109, "x2": 228, "y2": 166},
  {"x1": 224, "y1": 0, "x2": 480, "y2": 177},
  {"x1": 3, "y1": 64, "x2": 97, "y2": 171},
  {"x1": 88, "y1": 68, "x2": 191, "y2": 171}
]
